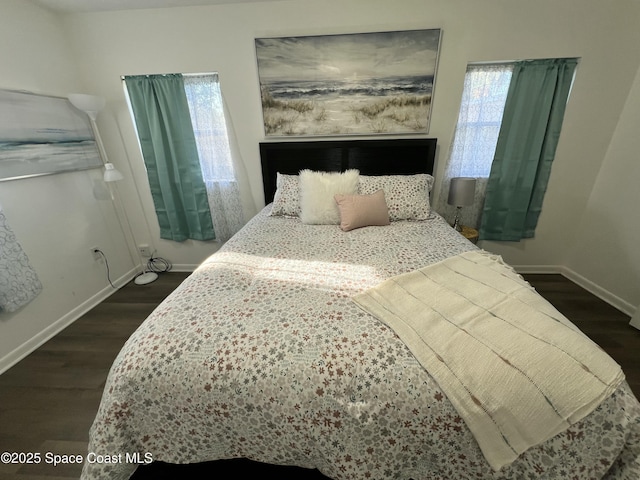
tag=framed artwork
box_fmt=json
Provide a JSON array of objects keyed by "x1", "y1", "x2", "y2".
[
  {"x1": 255, "y1": 28, "x2": 441, "y2": 137},
  {"x1": 0, "y1": 89, "x2": 102, "y2": 181}
]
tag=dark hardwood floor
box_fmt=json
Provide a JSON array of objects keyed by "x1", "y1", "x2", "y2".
[
  {"x1": 523, "y1": 274, "x2": 640, "y2": 396},
  {"x1": 0, "y1": 272, "x2": 638, "y2": 480}
]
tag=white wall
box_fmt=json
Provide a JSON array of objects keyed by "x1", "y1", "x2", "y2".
[
  {"x1": 61, "y1": 0, "x2": 640, "y2": 305},
  {"x1": 0, "y1": 0, "x2": 136, "y2": 370},
  {"x1": 2, "y1": 0, "x2": 639, "y2": 369},
  {"x1": 565, "y1": 62, "x2": 640, "y2": 314}
]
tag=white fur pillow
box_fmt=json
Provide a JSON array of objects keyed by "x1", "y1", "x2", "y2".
[{"x1": 299, "y1": 169, "x2": 359, "y2": 224}]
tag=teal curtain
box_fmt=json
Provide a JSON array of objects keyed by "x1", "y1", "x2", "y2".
[
  {"x1": 479, "y1": 58, "x2": 578, "y2": 241},
  {"x1": 124, "y1": 74, "x2": 215, "y2": 241}
]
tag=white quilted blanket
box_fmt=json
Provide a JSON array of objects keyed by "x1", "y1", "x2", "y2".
[{"x1": 353, "y1": 251, "x2": 625, "y2": 470}]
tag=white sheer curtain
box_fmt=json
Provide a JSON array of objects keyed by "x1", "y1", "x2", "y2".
[
  {"x1": 183, "y1": 73, "x2": 256, "y2": 242},
  {"x1": 436, "y1": 64, "x2": 513, "y2": 229}
]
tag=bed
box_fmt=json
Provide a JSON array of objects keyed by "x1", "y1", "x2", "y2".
[{"x1": 82, "y1": 138, "x2": 640, "y2": 480}]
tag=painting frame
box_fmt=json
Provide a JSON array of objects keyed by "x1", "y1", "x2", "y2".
[
  {"x1": 255, "y1": 28, "x2": 442, "y2": 137},
  {"x1": 0, "y1": 89, "x2": 102, "y2": 182}
]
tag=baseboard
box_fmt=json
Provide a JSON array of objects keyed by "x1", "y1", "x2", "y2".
[
  {"x1": 512, "y1": 264, "x2": 560, "y2": 274},
  {"x1": 0, "y1": 267, "x2": 138, "y2": 375},
  {"x1": 560, "y1": 267, "x2": 636, "y2": 317},
  {"x1": 513, "y1": 263, "x2": 635, "y2": 317},
  {"x1": 168, "y1": 264, "x2": 198, "y2": 273}
]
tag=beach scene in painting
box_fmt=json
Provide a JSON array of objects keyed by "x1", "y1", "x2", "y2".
[
  {"x1": 0, "y1": 91, "x2": 101, "y2": 180},
  {"x1": 255, "y1": 29, "x2": 441, "y2": 136}
]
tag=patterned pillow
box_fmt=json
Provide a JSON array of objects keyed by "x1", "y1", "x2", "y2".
[
  {"x1": 269, "y1": 173, "x2": 300, "y2": 217},
  {"x1": 359, "y1": 174, "x2": 434, "y2": 221}
]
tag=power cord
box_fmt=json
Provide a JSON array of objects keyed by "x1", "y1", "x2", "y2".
[
  {"x1": 145, "y1": 252, "x2": 172, "y2": 274},
  {"x1": 94, "y1": 248, "x2": 172, "y2": 288},
  {"x1": 94, "y1": 248, "x2": 117, "y2": 289}
]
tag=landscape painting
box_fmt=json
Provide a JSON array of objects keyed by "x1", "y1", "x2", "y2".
[
  {"x1": 0, "y1": 90, "x2": 102, "y2": 181},
  {"x1": 255, "y1": 29, "x2": 441, "y2": 137}
]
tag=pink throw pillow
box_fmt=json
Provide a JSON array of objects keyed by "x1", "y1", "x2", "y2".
[{"x1": 334, "y1": 190, "x2": 390, "y2": 232}]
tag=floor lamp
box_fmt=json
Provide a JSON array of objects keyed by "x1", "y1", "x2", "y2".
[{"x1": 68, "y1": 94, "x2": 158, "y2": 286}]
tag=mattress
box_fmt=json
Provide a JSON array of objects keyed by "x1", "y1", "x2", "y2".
[{"x1": 81, "y1": 207, "x2": 640, "y2": 480}]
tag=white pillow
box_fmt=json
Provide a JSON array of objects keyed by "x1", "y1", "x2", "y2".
[
  {"x1": 299, "y1": 169, "x2": 359, "y2": 224},
  {"x1": 359, "y1": 174, "x2": 434, "y2": 221}
]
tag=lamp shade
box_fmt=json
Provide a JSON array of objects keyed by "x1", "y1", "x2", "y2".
[
  {"x1": 103, "y1": 163, "x2": 124, "y2": 182},
  {"x1": 67, "y1": 94, "x2": 106, "y2": 121},
  {"x1": 447, "y1": 177, "x2": 476, "y2": 207}
]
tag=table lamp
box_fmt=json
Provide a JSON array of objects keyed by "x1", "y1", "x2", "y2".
[{"x1": 447, "y1": 177, "x2": 476, "y2": 231}]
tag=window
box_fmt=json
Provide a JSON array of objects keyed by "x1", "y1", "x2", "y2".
[
  {"x1": 451, "y1": 64, "x2": 513, "y2": 178},
  {"x1": 438, "y1": 58, "x2": 577, "y2": 239},
  {"x1": 183, "y1": 74, "x2": 236, "y2": 183},
  {"x1": 123, "y1": 72, "x2": 251, "y2": 242},
  {"x1": 436, "y1": 64, "x2": 513, "y2": 228}
]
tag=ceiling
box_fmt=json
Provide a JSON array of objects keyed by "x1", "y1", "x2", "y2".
[{"x1": 31, "y1": 0, "x2": 280, "y2": 13}]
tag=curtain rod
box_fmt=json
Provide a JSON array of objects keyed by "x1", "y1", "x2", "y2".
[
  {"x1": 468, "y1": 57, "x2": 580, "y2": 67},
  {"x1": 120, "y1": 72, "x2": 216, "y2": 80}
]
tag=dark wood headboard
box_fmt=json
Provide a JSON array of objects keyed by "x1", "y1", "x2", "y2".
[{"x1": 259, "y1": 138, "x2": 437, "y2": 204}]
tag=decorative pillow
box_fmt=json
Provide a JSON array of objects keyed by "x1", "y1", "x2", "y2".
[
  {"x1": 359, "y1": 174, "x2": 434, "y2": 221},
  {"x1": 334, "y1": 189, "x2": 390, "y2": 232},
  {"x1": 299, "y1": 169, "x2": 359, "y2": 225},
  {"x1": 270, "y1": 173, "x2": 300, "y2": 217}
]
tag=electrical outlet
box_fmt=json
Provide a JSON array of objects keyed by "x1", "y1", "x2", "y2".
[
  {"x1": 138, "y1": 244, "x2": 152, "y2": 257},
  {"x1": 90, "y1": 246, "x2": 102, "y2": 261}
]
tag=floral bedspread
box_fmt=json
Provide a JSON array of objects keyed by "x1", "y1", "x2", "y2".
[{"x1": 82, "y1": 207, "x2": 640, "y2": 480}]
